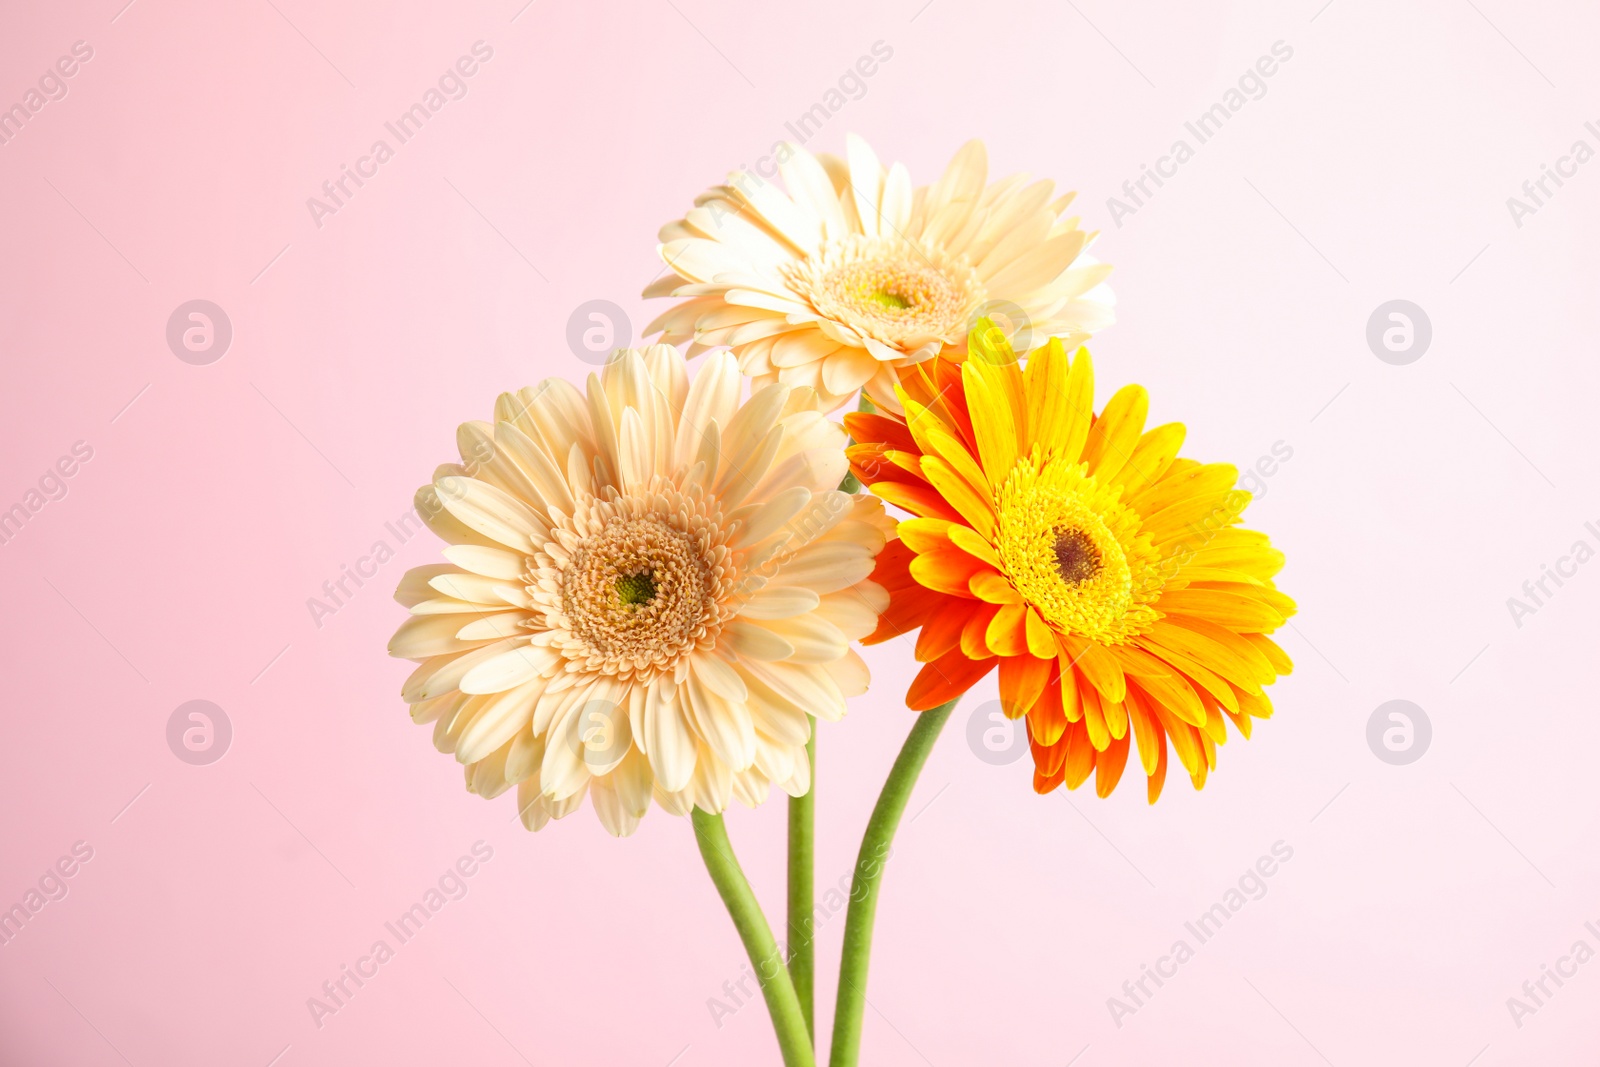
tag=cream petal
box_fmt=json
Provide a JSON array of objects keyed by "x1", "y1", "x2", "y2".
[
  {"x1": 505, "y1": 727, "x2": 545, "y2": 784},
  {"x1": 814, "y1": 590, "x2": 884, "y2": 641},
  {"x1": 389, "y1": 615, "x2": 500, "y2": 659},
  {"x1": 731, "y1": 767, "x2": 771, "y2": 809},
  {"x1": 652, "y1": 784, "x2": 694, "y2": 817},
  {"x1": 824, "y1": 648, "x2": 871, "y2": 698},
  {"x1": 768, "y1": 541, "x2": 876, "y2": 594},
  {"x1": 429, "y1": 571, "x2": 520, "y2": 606},
  {"x1": 778, "y1": 745, "x2": 811, "y2": 797},
  {"x1": 458, "y1": 643, "x2": 554, "y2": 694},
  {"x1": 721, "y1": 621, "x2": 795, "y2": 661},
  {"x1": 778, "y1": 146, "x2": 848, "y2": 243},
  {"x1": 540, "y1": 706, "x2": 592, "y2": 801},
  {"x1": 687, "y1": 741, "x2": 733, "y2": 814},
  {"x1": 643, "y1": 684, "x2": 697, "y2": 792},
  {"x1": 589, "y1": 776, "x2": 634, "y2": 836},
  {"x1": 516, "y1": 780, "x2": 553, "y2": 831},
  {"x1": 691, "y1": 652, "x2": 749, "y2": 704},
  {"x1": 743, "y1": 660, "x2": 846, "y2": 722},
  {"x1": 435, "y1": 476, "x2": 543, "y2": 552},
  {"x1": 454, "y1": 611, "x2": 534, "y2": 643},
  {"x1": 441, "y1": 544, "x2": 527, "y2": 581},
  {"x1": 401, "y1": 637, "x2": 522, "y2": 703},
  {"x1": 683, "y1": 671, "x2": 756, "y2": 773},
  {"x1": 714, "y1": 426, "x2": 782, "y2": 509},
  {"x1": 395, "y1": 564, "x2": 463, "y2": 607},
  {"x1": 494, "y1": 420, "x2": 575, "y2": 516},
  {"x1": 742, "y1": 674, "x2": 811, "y2": 746},
  {"x1": 675, "y1": 351, "x2": 741, "y2": 471},
  {"x1": 457, "y1": 678, "x2": 545, "y2": 764},
  {"x1": 754, "y1": 615, "x2": 848, "y2": 663},
  {"x1": 734, "y1": 586, "x2": 820, "y2": 620},
  {"x1": 845, "y1": 133, "x2": 884, "y2": 240},
  {"x1": 727, "y1": 485, "x2": 811, "y2": 548}
]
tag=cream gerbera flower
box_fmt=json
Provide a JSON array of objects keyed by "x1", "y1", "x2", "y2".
[
  {"x1": 644, "y1": 135, "x2": 1116, "y2": 412},
  {"x1": 388, "y1": 346, "x2": 893, "y2": 836}
]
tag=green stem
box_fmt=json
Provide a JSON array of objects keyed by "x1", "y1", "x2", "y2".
[
  {"x1": 827, "y1": 699, "x2": 959, "y2": 1067},
  {"x1": 786, "y1": 728, "x2": 817, "y2": 1041},
  {"x1": 691, "y1": 809, "x2": 816, "y2": 1067}
]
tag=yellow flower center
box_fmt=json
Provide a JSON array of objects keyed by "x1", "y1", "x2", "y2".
[
  {"x1": 785, "y1": 236, "x2": 984, "y2": 350},
  {"x1": 994, "y1": 451, "x2": 1164, "y2": 644}
]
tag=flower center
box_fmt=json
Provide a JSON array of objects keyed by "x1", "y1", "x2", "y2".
[
  {"x1": 615, "y1": 569, "x2": 657, "y2": 606},
  {"x1": 784, "y1": 236, "x2": 984, "y2": 350},
  {"x1": 994, "y1": 452, "x2": 1164, "y2": 644},
  {"x1": 868, "y1": 288, "x2": 912, "y2": 311},
  {"x1": 1052, "y1": 527, "x2": 1103, "y2": 585},
  {"x1": 556, "y1": 510, "x2": 720, "y2": 673}
]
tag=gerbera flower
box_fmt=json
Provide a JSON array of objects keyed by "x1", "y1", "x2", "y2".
[
  {"x1": 388, "y1": 346, "x2": 893, "y2": 835},
  {"x1": 643, "y1": 135, "x2": 1116, "y2": 412},
  {"x1": 848, "y1": 324, "x2": 1294, "y2": 802}
]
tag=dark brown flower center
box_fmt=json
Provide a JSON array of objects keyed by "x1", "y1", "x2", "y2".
[{"x1": 1053, "y1": 527, "x2": 1102, "y2": 585}]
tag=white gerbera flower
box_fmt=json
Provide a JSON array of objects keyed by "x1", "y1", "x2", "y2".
[
  {"x1": 644, "y1": 135, "x2": 1116, "y2": 411},
  {"x1": 388, "y1": 346, "x2": 893, "y2": 836}
]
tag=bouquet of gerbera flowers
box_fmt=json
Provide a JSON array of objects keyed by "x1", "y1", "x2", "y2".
[{"x1": 388, "y1": 136, "x2": 1293, "y2": 1067}]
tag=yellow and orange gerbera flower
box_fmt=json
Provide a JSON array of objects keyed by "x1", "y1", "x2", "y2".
[{"x1": 849, "y1": 323, "x2": 1294, "y2": 802}]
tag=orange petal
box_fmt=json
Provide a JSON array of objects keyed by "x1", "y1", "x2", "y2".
[
  {"x1": 1079, "y1": 678, "x2": 1110, "y2": 751},
  {"x1": 960, "y1": 603, "x2": 1001, "y2": 660},
  {"x1": 1063, "y1": 720, "x2": 1096, "y2": 789},
  {"x1": 1024, "y1": 607, "x2": 1057, "y2": 660},
  {"x1": 1059, "y1": 658, "x2": 1084, "y2": 723},
  {"x1": 970, "y1": 570, "x2": 1021, "y2": 604},
  {"x1": 898, "y1": 517, "x2": 956, "y2": 554},
  {"x1": 1159, "y1": 590, "x2": 1284, "y2": 632},
  {"x1": 998, "y1": 654, "x2": 1052, "y2": 720},
  {"x1": 1125, "y1": 688, "x2": 1162, "y2": 776},
  {"x1": 1081, "y1": 383, "x2": 1148, "y2": 481},
  {"x1": 947, "y1": 524, "x2": 1001, "y2": 568},
  {"x1": 985, "y1": 603, "x2": 1030, "y2": 657},
  {"x1": 1094, "y1": 735, "x2": 1132, "y2": 798},
  {"x1": 1147, "y1": 738, "x2": 1169, "y2": 805},
  {"x1": 1057, "y1": 631, "x2": 1126, "y2": 703},
  {"x1": 906, "y1": 647, "x2": 997, "y2": 710},
  {"x1": 843, "y1": 411, "x2": 917, "y2": 453},
  {"x1": 871, "y1": 481, "x2": 964, "y2": 523},
  {"x1": 1148, "y1": 695, "x2": 1203, "y2": 776},
  {"x1": 915, "y1": 601, "x2": 973, "y2": 662},
  {"x1": 1031, "y1": 722, "x2": 1070, "y2": 776},
  {"x1": 921, "y1": 455, "x2": 997, "y2": 539},
  {"x1": 909, "y1": 549, "x2": 988, "y2": 598},
  {"x1": 1032, "y1": 758, "x2": 1065, "y2": 794},
  {"x1": 1027, "y1": 671, "x2": 1068, "y2": 746},
  {"x1": 1136, "y1": 669, "x2": 1207, "y2": 729}
]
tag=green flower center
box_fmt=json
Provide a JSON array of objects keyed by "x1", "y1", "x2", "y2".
[{"x1": 615, "y1": 570, "x2": 657, "y2": 607}]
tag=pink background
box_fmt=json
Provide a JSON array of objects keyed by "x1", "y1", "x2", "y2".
[{"x1": 3, "y1": 0, "x2": 1598, "y2": 1063}]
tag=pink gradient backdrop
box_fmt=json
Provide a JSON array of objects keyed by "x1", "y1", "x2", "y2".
[{"x1": 3, "y1": 0, "x2": 1598, "y2": 1063}]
